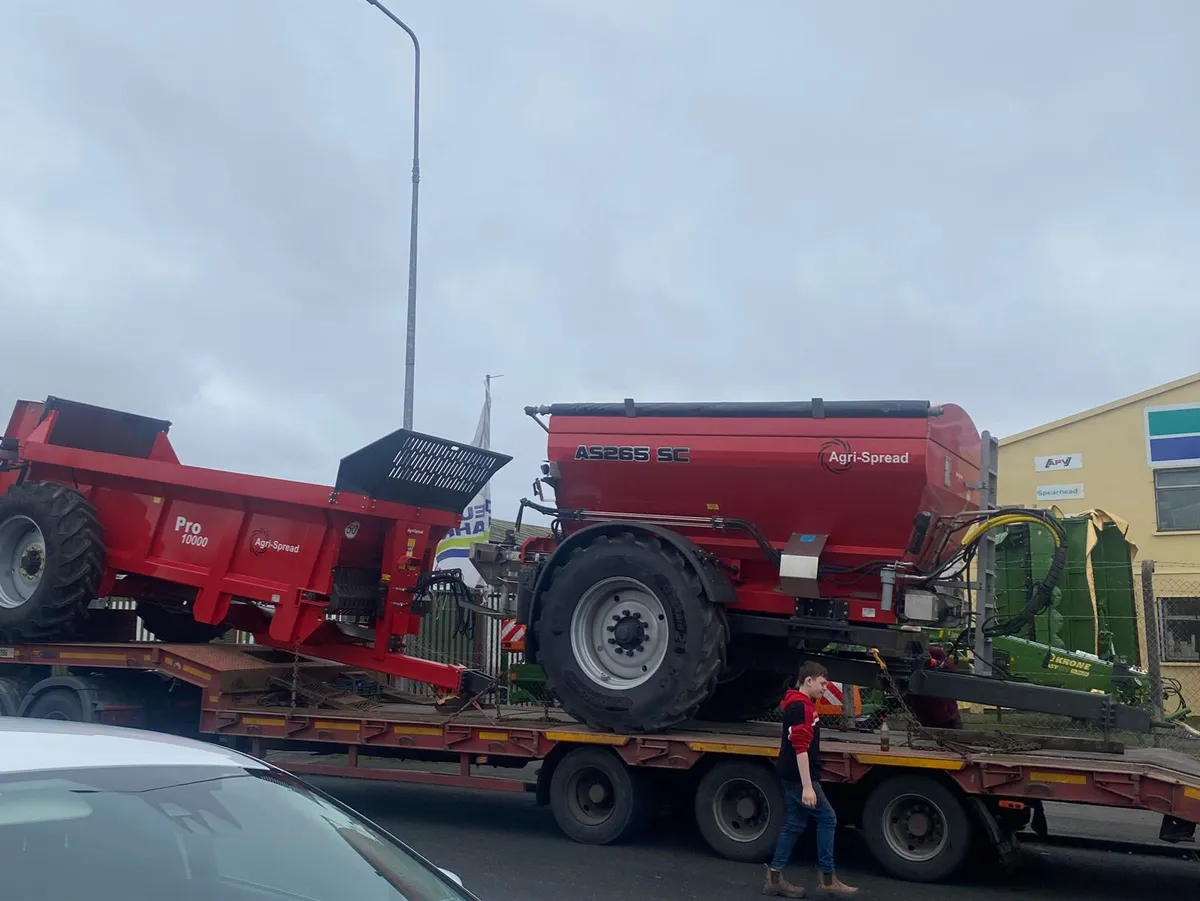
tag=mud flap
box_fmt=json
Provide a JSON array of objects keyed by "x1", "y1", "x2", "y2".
[
  {"x1": 1160, "y1": 814, "x2": 1197, "y2": 844},
  {"x1": 968, "y1": 797, "x2": 1021, "y2": 873}
]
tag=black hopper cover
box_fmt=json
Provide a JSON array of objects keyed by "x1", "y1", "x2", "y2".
[{"x1": 335, "y1": 428, "x2": 512, "y2": 514}]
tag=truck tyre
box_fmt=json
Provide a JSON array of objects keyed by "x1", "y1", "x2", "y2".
[
  {"x1": 861, "y1": 773, "x2": 973, "y2": 882},
  {"x1": 136, "y1": 600, "x2": 229, "y2": 643},
  {"x1": 0, "y1": 677, "x2": 24, "y2": 717},
  {"x1": 694, "y1": 759, "x2": 785, "y2": 863},
  {"x1": 24, "y1": 688, "x2": 86, "y2": 722},
  {"x1": 0, "y1": 482, "x2": 105, "y2": 643},
  {"x1": 549, "y1": 747, "x2": 648, "y2": 845},
  {"x1": 534, "y1": 531, "x2": 725, "y2": 733},
  {"x1": 697, "y1": 668, "x2": 792, "y2": 723}
]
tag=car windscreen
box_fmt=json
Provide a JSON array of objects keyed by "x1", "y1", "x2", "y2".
[{"x1": 0, "y1": 764, "x2": 473, "y2": 901}]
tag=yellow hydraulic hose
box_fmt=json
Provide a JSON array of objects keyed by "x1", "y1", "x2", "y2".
[{"x1": 960, "y1": 512, "x2": 1064, "y2": 549}]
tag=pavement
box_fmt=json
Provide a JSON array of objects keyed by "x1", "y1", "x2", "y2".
[{"x1": 311, "y1": 777, "x2": 1200, "y2": 901}]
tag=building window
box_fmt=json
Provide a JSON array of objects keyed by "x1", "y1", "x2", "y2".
[
  {"x1": 1154, "y1": 467, "x2": 1200, "y2": 532},
  {"x1": 1160, "y1": 597, "x2": 1200, "y2": 662}
]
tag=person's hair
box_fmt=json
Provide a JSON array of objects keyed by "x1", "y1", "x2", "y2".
[{"x1": 795, "y1": 660, "x2": 828, "y2": 686}]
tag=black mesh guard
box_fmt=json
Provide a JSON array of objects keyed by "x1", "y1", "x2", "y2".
[
  {"x1": 334, "y1": 428, "x2": 512, "y2": 514},
  {"x1": 41, "y1": 395, "x2": 172, "y2": 459}
]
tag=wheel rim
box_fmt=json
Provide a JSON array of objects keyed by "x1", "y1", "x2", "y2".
[
  {"x1": 711, "y1": 777, "x2": 772, "y2": 843},
  {"x1": 569, "y1": 576, "x2": 669, "y2": 690},
  {"x1": 564, "y1": 766, "x2": 617, "y2": 826},
  {"x1": 881, "y1": 793, "x2": 949, "y2": 862},
  {"x1": 0, "y1": 515, "x2": 46, "y2": 610}
]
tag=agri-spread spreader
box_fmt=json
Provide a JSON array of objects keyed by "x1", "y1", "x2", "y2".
[
  {"x1": 0, "y1": 396, "x2": 510, "y2": 696},
  {"x1": 472, "y1": 398, "x2": 1155, "y2": 734}
]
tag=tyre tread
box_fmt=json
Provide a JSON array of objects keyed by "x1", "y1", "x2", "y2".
[
  {"x1": 0, "y1": 481, "x2": 106, "y2": 642},
  {"x1": 535, "y1": 530, "x2": 726, "y2": 733}
]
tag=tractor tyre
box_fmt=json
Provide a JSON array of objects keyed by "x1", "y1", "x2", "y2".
[
  {"x1": 533, "y1": 530, "x2": 726, "y2": 733},
  {"x1": 0, "y1": 482, "x2": 105, "y2": 643},
  {"x1": 136, "y1": 600, "x2": 229, "y2": 643},
  {"x1": 696, "y1": 667, "x2": 793, "y2": 723}
]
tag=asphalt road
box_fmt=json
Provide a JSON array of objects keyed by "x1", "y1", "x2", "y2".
[{"x1": 310, "y1": 777, "x2": 1199, "y2": 901}]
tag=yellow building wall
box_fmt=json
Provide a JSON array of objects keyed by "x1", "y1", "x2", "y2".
[{"x1": 997, "y1": 378, "x2": 1200, "y2": 697}]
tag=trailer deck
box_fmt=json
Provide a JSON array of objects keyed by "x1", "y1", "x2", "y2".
[{"x1": 1, "y1": 639, "x2": 1198, "y2": 881}]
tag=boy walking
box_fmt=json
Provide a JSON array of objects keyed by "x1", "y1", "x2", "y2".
[{"x1": 763, "y1": 661, "x2": 858, "y2": 897}]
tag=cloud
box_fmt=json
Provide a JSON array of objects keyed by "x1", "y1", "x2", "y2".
[{"x1": 2, "y1": 0, "x2": 1199, "y2": 521}]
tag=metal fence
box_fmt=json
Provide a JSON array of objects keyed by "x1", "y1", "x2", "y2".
[
  {"x1": 101, "y1": 565, "x2": 1199, "y2": 753},
  {"x1": 1139, "y1": 562, "x2": 1200, "y2": 727},
  {"x1": 394, "y1": 589, "x2": 504, "y2": 698},
  {"x1": 441, "y1": 562, "x2": 1200, "y2": 757},
  {"x1": 101, "y1": 598, "x2": 256, "y2": 645}
]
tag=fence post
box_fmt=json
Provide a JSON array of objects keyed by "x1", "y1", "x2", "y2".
[{"x1": 1140, "y1": 559, "x2": 1165, "y2": 722}]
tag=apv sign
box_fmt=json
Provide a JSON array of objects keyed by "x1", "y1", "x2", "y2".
[{"x1": 1034, "y1": 453, "x2": 1083, "y2": 473}]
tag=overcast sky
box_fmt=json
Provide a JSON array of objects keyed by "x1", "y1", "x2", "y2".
[{"x1": 2, "y1": 0, "x2": 1198, "y2": 520}]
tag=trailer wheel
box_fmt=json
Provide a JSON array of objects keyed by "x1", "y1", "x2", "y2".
[
  {"x1": 861, "y1": 773, "x2": 973, "y2": 882},
  {"x1": 0, "y1": 482, "x2": 104, "y2": 643},
  {"x1": 694, "y1": 759, "x2": 784, "y2": 862},
  {"x1": 24, "y1": 688, "x2": 85, "y2": 722},
  {"x1": 535, "y1": 531, "x2": 725, "y2": 733},
  {"x1": 548, "y1": 747, "x2": 648, "y2": 845},
  {"x1": 696, "y1": 668, "x2": 792, "y2": 723},
  {"x1": 0, "y1": 678, "x2": 24, "y2": 717},
  {"x1": 136, "y1": 600, "x2": 229, "y2": 643}
]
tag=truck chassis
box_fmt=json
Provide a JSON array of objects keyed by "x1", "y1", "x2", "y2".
[{"x1": 0, "y1": 627, "x2": 1197, "y2": 883}]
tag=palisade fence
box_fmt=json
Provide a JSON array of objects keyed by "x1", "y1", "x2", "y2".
[{"x1": 394, "y1": 588, "x2": 504, "y2": 699}]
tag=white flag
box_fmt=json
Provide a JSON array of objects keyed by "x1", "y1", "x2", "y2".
[{"x1": 434, "y1": 379, "x2": 493, "y2": 587}]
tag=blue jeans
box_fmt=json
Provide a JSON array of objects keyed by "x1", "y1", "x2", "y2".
[{"x1": 769, "y1": 780, "x2": 837, "y2": 873}]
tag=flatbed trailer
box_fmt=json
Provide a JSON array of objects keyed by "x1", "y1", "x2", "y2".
[{"x1": 0, "y1": 637, "x2": 1198, "y2": 883}]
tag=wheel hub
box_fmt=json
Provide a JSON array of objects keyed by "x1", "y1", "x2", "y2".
[
  {"x1": 0, "y1": 514, "x2": 47, "y2": 610},
  {"x1": 907, "y1": 812, "x2": 931, "y2": 838},
  {"x1": 19, "y1": 546, "x2": 44, "y2": 581},
  {"x1": 712, "y1": 778, "x2": 771, "y2": 843},
  {"x1": 882, "y1": 794, "x2": 948, "y2": 862},
  {"x1": 566, "y1": 767, "x2": 617, "y2": 826},
  {"x1": 610, "y1": 612, "x2": 647, "y2": 652},
  {"x1": 570, "y1": 576, "x2": 670, "y2": 690}
]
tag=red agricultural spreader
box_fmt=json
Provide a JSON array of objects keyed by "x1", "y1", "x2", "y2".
[
  {"x1": 0, "y1": 396, "x2": 510, "y2": 696},
  {"x1": 470, "y1": 398, "x2": 1154, "y2": 737}
]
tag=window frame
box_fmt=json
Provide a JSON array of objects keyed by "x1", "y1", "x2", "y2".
[
  {"x1": 1158, "y1": 595, "x2": 1200, "y2": 663},
  {"x1": 1153, "y1": 465, "x2": 1200, "y2": 532}
]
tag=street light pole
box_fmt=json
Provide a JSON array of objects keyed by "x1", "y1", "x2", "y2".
[{"x1": 363, "y1": 0, "x2": 421, "y2": 430}]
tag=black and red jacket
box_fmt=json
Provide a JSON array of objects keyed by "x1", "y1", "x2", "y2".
[{"x1": 775, "y1": 688, "x2": 821, "y2": 783}]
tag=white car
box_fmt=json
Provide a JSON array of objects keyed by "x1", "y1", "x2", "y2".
[{"x1": 0, "y1": 716, "x2": 478, "y2": 901}]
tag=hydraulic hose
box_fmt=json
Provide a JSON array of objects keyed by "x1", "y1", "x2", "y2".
[{"x1": 957, "y1": 509, "x2": 1068, "y2": 638}]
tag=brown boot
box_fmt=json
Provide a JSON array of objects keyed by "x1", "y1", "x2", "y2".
[
  {"x1": 815, "y1": 871, "x2": 858, "y2": 894},
  {"x1": 762, "y1": 866, "x2": 806, "y2": 897}
]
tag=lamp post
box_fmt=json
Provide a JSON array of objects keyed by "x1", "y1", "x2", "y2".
[{"x1": 363, "y1": 0, "x2": 421, "y2": 430}]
